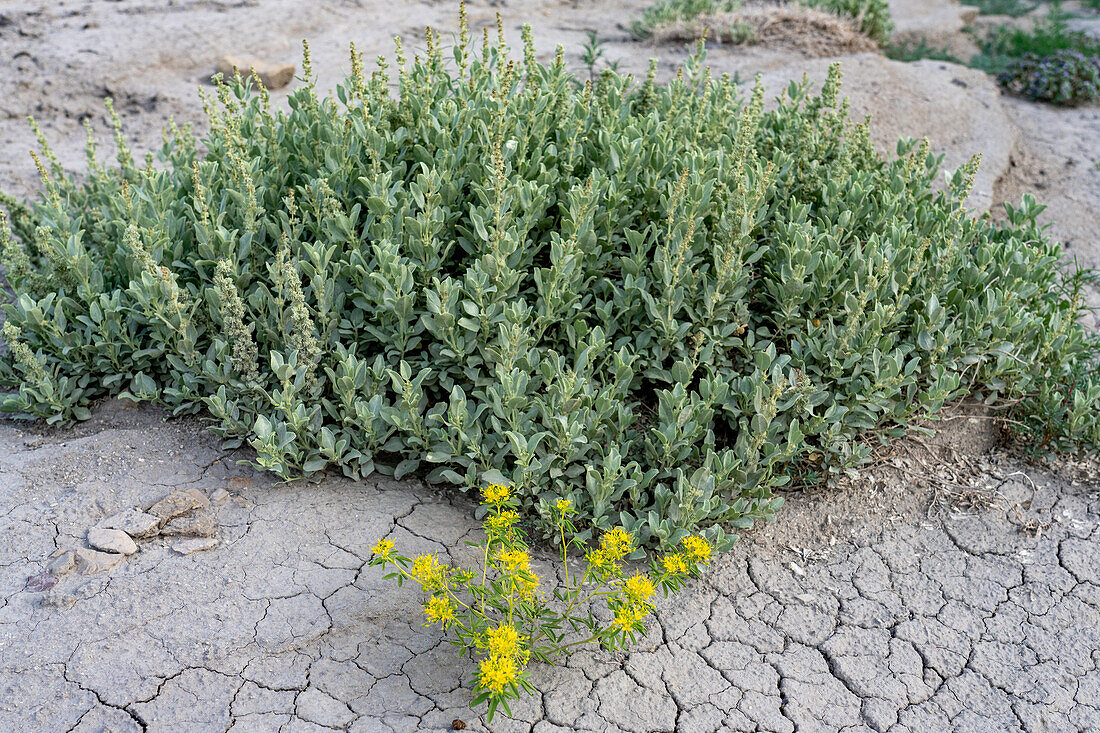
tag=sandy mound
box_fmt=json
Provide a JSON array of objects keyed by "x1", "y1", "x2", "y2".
[{"x1": 650, "y1": 4, "x2": 879, "y2": 57}]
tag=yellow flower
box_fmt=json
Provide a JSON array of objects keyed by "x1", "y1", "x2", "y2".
[
  {"x1": 612, "y1": 603, "x2": 647, "y2": 632},
  {"x1": 424, "y1": 595, "x2": 455, "y2": 627},
  {"x1": 661, "y1": 553, "x2": 688, "y2": 575},
  {"x1": 555, "y1": 498, "x2": 573, "y2": 513},
  {"x1": 478, "y1": 653, "x2": 518, "y2": 695},
  {"x1": 410, "y1": 554, "x2": 448, "y2": 592},
  {"x1": 623, "y1": 573, "x2": 656, "y2": 604},
  {"x1": 482, "y1": 483, "x2": 510, "y2": 505},
  {"x1": 498, "y1": 548, "x2": 530, "y2": 573},
  {"x1": 486, "y1": 624, "x2": 521, "y2": 658},
  {"x1": 516, "y1": 571, "x2": 539, "y2": 601},
  {"x1": 682, "y1": 535, "x2": 712, "y2": 563},
  {"x1": 486, "y1": 510, "x2": 519, "y2": 535},
  {"x1": 601, "y1": 527, "x2": 633, "y2": 560},
  {"x1": 371, "y1": 539, "x2": 394, "y2": 558}
]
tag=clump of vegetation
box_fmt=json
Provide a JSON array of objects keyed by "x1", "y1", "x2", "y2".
[
  {"x1": 997, "y1": 48, "x2": 1100, "y2": 103},
  {"x1": 631, "y1": 0, "x2": 893, "y2": 45},
  {"x1": 631, "y1": 0, "x2": 740, "y2": 39},
  {"x1": 801, "y1": 0, "x2": 893, "y2": 44},
  {"x1": 971, "y1": 7, "x2": 1100, "y2": 74},
  {"x1": 884, "y1": 37, "x2": 961, "y2": 62},
  {"x1": 3, "y1": 13, "x2": 1099, "y2": 548},
  {"x1": 371, "y1": 483, "x2": 711, "y2": 720},
  {"x1": 886, "y1": 7, "x2": 1100, "y2": 105}
]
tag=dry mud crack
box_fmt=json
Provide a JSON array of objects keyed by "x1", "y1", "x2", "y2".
[{"x1": 1, "y1": 403, "x2": 1098, "y2": 732}]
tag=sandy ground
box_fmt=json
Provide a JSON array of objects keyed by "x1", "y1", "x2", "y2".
[{"x1": 1, "y1": 0, "x2": 1100, "y2": 731}]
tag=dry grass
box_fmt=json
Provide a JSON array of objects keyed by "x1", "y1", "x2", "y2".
[{"x1": 651, "y1": 3, "x2": 879, "y2": 56}]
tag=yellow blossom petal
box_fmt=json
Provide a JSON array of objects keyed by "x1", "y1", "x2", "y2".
[{"x1": 371, "y1": 538, "x2": 394, "y2": 558}]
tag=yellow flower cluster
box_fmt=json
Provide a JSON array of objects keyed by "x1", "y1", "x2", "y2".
[
  {"x1": 482, "y1": 483, "x2": 511, "y2": 505},
  {"x1": 478, "y1": 624, "x2": 525, "y2": 695},
  {"x1": 410, "y1": 554, "x2": 448, "y2": 592},
  {"x1": 682, "y1": 535, "x2": 712, "y2": 563},
  {"x1": 498, "y1": 549, "x2": 538, "y2": 601},
  {"x1": 586, "y1": 527, "x2": 633, "y2": 573},
  {"x1": 498, "y1": 548, "x2": 530, "y2": 572},
  {"x1": 478, "y1": 651, "x2": 518, "y2": 695},
  {"x1": 660, "y1": 535, "x2": 712, "y2": 576},
  {"x1": 612, "y1": 572, "x2": 657, "y2": 633},
  {"x1": 371, "y1": 538, "x2": 394, "y2": 559},
  {"x1": 661, "y1": 553, "x2": 689, "y2": 574},
  {"x1": 555, "y1": 498, "x2": 573, "y2": 513},
  {"x1": 486, "y1": 623, "x2": 522, "y2": 658},
  {"x1": 623, "y1": 573, "x2": 656, "y2": 604},
  {"x1": 485, "y1": 509, "x2": 519, "y2": 536},
  {"x1": 612, "y1": 602, "x2": 649, "y2": 632},
  {"x1": 424, "y1": 595, "x2": 455, "y2": 627}
]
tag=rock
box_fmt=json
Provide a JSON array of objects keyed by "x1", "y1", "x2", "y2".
[
  {"x1": 47, "y1": 550, "x2": 78, "y2": 577},
  {"x1": 210, "y1": 488, "x2": 230, "y2": 505},
  {"x1": 756, "y1": 54, "x2": 1016, "y2": 214},
  {"x1": 148, "y1": 489, "x2": 210, "y2": 522},
  {"x1": 214, "y1": 56, "x2": 294, "y2": 90},
  {"x1": 162, "y1": 510, "x2": 216, "y2": 537},
  {"x1": 87, "y1": 527, "x2": 139, "y2": 556},
  {"x1": 172, "y1": 537, "x2": 218, "y2": 555},
  {"x1": 74, "y1": 548, "x2": 124, "y2": 575},
  {"x1": 100, "y1": 508, "x2": 161, "y2": 539}
]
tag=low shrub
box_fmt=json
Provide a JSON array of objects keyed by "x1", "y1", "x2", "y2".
[
  {"x1": 996, "y1": 49, "x2": 1100, "y2": 104},
  {"x1": 2, "y1": 13, "x2": 1099, "y2": 547},
  {"x1": 801, "y1": 0, "x2": 893, "y2": 44},
  {"x1": 632, "y1": 0, "x2": 893, "y2": 45},
  {"x1": 630, "y1": 0, "x2": 740, "y2": 39},
  {"x1": 371, "y1": 484, "x2": 711, "y2": 720}
]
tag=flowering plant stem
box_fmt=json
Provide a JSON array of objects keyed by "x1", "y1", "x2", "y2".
[{"x1": 370, "y1": 483, "x2": 712, "y2": 721}]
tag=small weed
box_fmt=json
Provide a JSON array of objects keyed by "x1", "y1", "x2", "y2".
[
  {"x1": 580, "y1": 31, "x2": 620, "y2": 81},
  {"x1": 884, "y1": 37, "x2": 961, "y2": 62}
]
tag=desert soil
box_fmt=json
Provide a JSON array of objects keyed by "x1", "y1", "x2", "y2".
[{"x1": 1, "y1": 0, "x2": 1099, "y2": 731}]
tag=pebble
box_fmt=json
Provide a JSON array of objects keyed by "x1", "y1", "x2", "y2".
[
  {"x1": 100, "y1": 508, "x2": 161, "y2": 539},
  {"x1": 149, "y1": 489, "x2": 210, "y2": 522},
  {"x1": 214, "y1": 55, "x2": 295, "y2": 89},
  {"x1": 210, "y1": 488, "x2": 231, "y2": 505},
  {"x1": 88, "y1": 527, "x2": 138, "y2": 556}
]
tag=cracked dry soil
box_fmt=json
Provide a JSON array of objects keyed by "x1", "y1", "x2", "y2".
[
  {"x1": 2, "y1": 0, "x2": 1100, "y2": 730},
  {"x1": 1, "y1": 401, "x2": 1098, "y2": 732}
]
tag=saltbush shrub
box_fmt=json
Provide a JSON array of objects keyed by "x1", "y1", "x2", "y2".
[{"x1": 2, "y1": 16, "x2": 1099, "y2": 547}]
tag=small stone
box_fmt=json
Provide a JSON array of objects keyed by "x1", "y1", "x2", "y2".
[
  {"x1": 214, "y1": 55, "x2": 295, "y2": 90},
  {"x1": 148, "y1": 489, "x2": 210, "y2": 522},
  {"x1": 452, "y1": 720, "x2": 467, "y2": 730},
  {"x1": 26, "y1": 572, "x2": 58, "y2": 592},
  {"x1": 74, "y1": 548, "x2": 124, "y2": 575},
  {"x1": 47, "y1": 550, "x2": 77, "y2": 577},
  {"x1": 172, "y1": 537, "x2": 218, "y2": 555},
  {"x1": 88, "y1": 527, "x2": 138, "y2": 556},
  {"x1": 100, "y1": 508, "x2": 161, "y2": 539},
  {"x1": 209, "y1": 488, "x2": 230, "y2": 505},
  {"x1": 162, "y1": 511, "x2": 216, "y2": 537}
]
